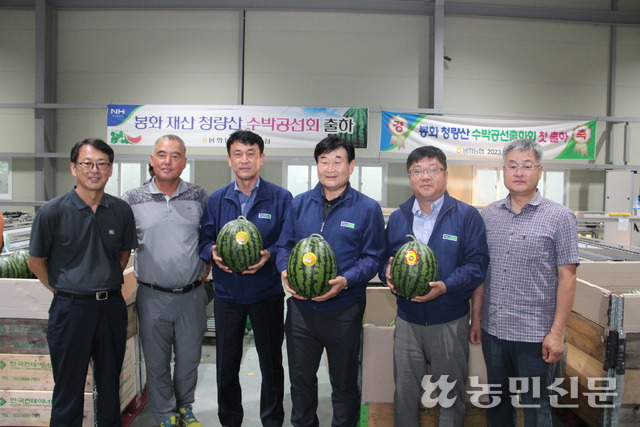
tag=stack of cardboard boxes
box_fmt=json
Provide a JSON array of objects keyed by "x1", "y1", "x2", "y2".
[
  {"x1": 0, "y1": 266, "x2": 144, "y2": 426},
  {"x1": 563, "y1": 261, "x2": 640, "y2": 426},
  {"x1": 360, "y1": 286, "x2": 491, "y2": 426}
]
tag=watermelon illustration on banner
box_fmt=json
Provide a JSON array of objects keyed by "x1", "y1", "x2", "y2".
[{"x1": 334, "y1": 108, "x2": 368, "y2": 148}]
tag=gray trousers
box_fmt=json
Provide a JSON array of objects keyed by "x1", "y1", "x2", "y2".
[
  {"x1": 136, "y1": 284, "x2": 208, "y2": 423},
  {"x1": 393, "y1": 314, "x2": 470, "y2": 427}
]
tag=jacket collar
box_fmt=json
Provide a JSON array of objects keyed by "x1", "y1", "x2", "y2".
[
  {"x1": 399, "y1": 191, "x2": 454, "y2": 218},
  {"x1": 224, "y1": 177, "x2": 271, "y2": 203},
  {"x1": 310, "y1": 182, "x2": 354, "y2": 205}
]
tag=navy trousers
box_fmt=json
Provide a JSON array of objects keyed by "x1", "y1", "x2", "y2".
[
  {"x1": 481, "y1": 331, "x2": 555, "y2": 427},
  {"x1": 285, "y1": 298, "x2": 365, "y2": 427},
  {"x1": 215, "y1": 293, "x2": 285, "y2": 427},
  {"x1": 47, "y1": 293, "x2": 127, "y2": 427}
]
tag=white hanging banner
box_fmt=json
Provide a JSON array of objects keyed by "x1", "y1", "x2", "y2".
[
  {"x1": 107, "y1": 104, "x2": 368, "y2": 148},
  {"x1": 380, "y1": 111, "x2": 596, "y2": 160}
]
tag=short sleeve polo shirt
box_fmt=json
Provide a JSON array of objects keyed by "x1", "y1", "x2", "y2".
[{"x1": 29, "y1": 188, "x2": 138, "y2": 293}]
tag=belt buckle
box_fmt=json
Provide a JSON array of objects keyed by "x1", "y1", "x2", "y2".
[
  {"x1": 96, "y1": 291, "x2": 109, "y2": 301},
  {"x1": 172, "y1": 288, "x2": 184, "y2": 295}
]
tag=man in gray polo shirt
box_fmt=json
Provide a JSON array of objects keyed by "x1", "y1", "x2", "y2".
[
  {"x1": 29, "y1": 138, "x2": 138, "y2": 427},
  {"x1": 122, "y1": 134, "x2": 210, "y2": 427}
]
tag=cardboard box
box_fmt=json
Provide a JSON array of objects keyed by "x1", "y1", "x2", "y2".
[
  {"x1": 0, "y1": 390, "x2": 94, "y2": 426},
  {"x1": 0, "y1": 304, "x2": 138, "y2": 356},
  {"x1": 0, "y1": 267, "x2": 138, "y2": 320},
  {"x1": 361, "y1": 286, "x2": 488, "y2": 404},
  {"x1": 0, "y1": 335, "x2": 138, "y2": 392},
  {"x1": 0, "y1": 318, "x2": 49, "y2": 355},
  {"x1": 118, "y1": 362, "x2": 138, "y2": 413},
  {"x1": 0, "y1": 353, "x2": 92, "y2": 391},
  {"x1": 362, "y1": 402, "x2": 496, "y2": 426},
  {"x1": 575, "y1": 261, "x2": 640, "y2": 331},
  {"x1": 561, "y1": 261, "x2": 640, "y2": 426},
  {"x1": 361, "y1": 287, "x2": 395, "y2": 404}
]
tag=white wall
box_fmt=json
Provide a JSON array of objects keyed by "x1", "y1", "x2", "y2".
[{"x1": 1, "y1": 6, "x2": 640, "y2": 211}]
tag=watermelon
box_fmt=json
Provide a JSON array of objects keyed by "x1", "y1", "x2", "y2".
[
  {"x1": 0, "y1": 256, "x2": 19, "y2": 278},
  {"x1": 335, "y1": 107, "x2": 367, "y2": 148},
  {"x1": 390, "y1": 234, "x2": 438, "y2": 299},
  {"x1": 217, "y1": 216, "x2": 263, "y2": 273},
  {"x1": 287, "y1": 233, "x2": 337, "y2": 299},
  {"x1": 9, "y1": 249, "x2": 36, "y2": 278},
  {"x1": 0, "y1": 250, "x2": 36, "y2": 279}
]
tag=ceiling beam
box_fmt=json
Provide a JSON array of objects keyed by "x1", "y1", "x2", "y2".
[{"x1": 1, "y1": 1, "x2": 639, "y2": 26}]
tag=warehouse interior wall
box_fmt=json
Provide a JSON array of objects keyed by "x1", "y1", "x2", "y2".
[{"x1": 1, "y1": 5, "x2": 640, "y2": 213}]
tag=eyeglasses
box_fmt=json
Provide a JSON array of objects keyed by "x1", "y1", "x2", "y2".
[
  {"x1": 318, "y1": 159, "x2": 346, "y2": 168},
  {"x1": 75, "y1": 161, "x2": 112, "y2": 172},
  {"x1": 503, "y1": 163, "x2": 541, "y2": 174},
  {"x1": 409, "y1": 167, "x2": 445, "y2": 177}
]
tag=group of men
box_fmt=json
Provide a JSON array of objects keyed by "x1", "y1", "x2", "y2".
[{"x1": 28, "y1": 131, "x2": 577, "y2": 427}]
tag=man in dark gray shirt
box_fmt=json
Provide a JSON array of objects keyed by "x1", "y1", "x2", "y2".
[{"x1": 29, "y1": 138, "x2": 138, "y2": 427}]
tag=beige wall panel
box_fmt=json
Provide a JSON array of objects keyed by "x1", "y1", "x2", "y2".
[
  {"x1": 613, "y1": 28, "x2": 640, "y2": 165},
  {"x1": 244, "y1": 11, "x2": 429, "y2": 109},
  {"x1": 7, "y1": 158, "x2": 36, "y2": 207},
  {"x1": 569, "y1": 169, "x2": 606, "y2": 211},
  {"x1": 0, "y1": 10, "x2": 34, "y2": 104},
  {"x1": 443, "y1": 17, "x2": 609, "y2": 115},
  {"x1": 0, "y1": 111, "x2": 35, "y2": 153},
  {"x1": 57, "y1": 10, "x2": 239, "y2": 104}
]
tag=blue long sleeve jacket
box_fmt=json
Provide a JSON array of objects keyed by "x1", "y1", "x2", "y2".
[
  {"x1": 199, "y1": 179, "x2": 292, "y2": 304},
  {"x1": 380, "y1": 192, "x2": 489, "y2": 325},
  {"x1": 276, "y1": 183, "x2": 385, "y2": 311}
]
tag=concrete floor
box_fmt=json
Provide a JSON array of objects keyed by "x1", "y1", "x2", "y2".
[{"x1": 130, "y1": 331, "x2": 333, "y2": 427}]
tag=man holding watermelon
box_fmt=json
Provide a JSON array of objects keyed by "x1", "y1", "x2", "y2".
[
  {"x1": 381, "y1": 145, "x2": 489, "y2": 426},
  {"x1": 122, "y1": 135, "x2": 210, "y2": 427},
  {"x1": 471, "y1": 139, "x2": 579, "y2": 426},
  {"x1": 276, "y1": 136, "x2": 386, "y2": 427},
  {"x1": 199, "y1": 130, "x2": 292, "y2": 427},
  {"x1": 28, "y1": 138, "x2": 139, "y2": 427}
]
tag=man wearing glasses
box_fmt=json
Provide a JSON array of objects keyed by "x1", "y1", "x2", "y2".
[
  {"x1": 29, "y1": 138, "x2": 138, "y2": 427},
  {"x1": 471, "y1": 138, "x2": 579, "y2": 426},
  {"x1": 381, "y1": 145, "x2": 489, "y2": 426}
]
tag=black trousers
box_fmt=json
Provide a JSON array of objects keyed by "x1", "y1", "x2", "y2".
[
  {"x1": 215, "y1": 293, "x2": 285, "y2": 427},
  {"x1": 285, "y1": 298, "x2": 365, "y2": 427},
  {"x1": 47, "y1": 293, "x2": 127, "y2": 427}
]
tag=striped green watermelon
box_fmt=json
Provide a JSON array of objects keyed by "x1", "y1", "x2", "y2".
[
  {"x1": 335, "y1": 107, "x2": 367, "y2": 148},
  {"x1": 0, "y1": 255, "x2": 20, "y2": 279},
  {"x1": 217, "y1": 216, "x2": 263, "y2": 273},
  {"x1": 390, "y1": 234, "x2": 438, "y2": 299},
  {"x1": 287, "y1": 233, "x2": 337, "y2": 299},
  {"x1": 9, "y1": 249, "x2": 36, "y2": 278}
]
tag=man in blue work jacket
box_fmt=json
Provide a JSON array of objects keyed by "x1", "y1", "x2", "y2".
[
  {"x1": 200, "y1": 130, "x2": 292, "y2": 427},
  {"x1": 381, "y1": 145, "x2": 489, "y2": 426},
  {"x1": 277, "y1": 136, "x2": 385, "y2": 427}
]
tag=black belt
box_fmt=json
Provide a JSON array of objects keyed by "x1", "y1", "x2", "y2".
[
  {"x1": 138, "y1": 280, "x2": 202, "y2": 295},
  {"x1": 55, "y1": 289, "x2": 120, "y2": 301}
]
